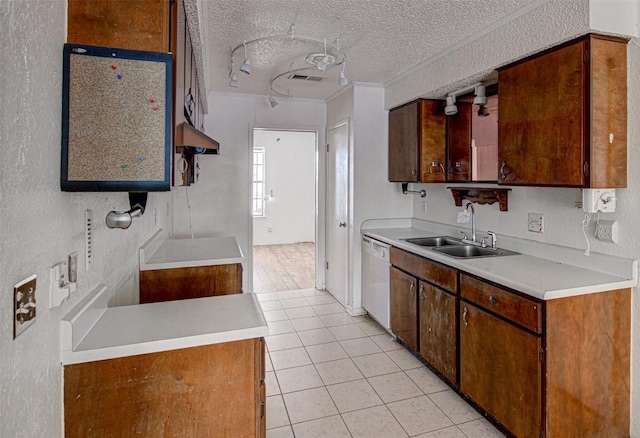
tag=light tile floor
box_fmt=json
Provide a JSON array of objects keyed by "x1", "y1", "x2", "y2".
[{"x1": 256, "y1": 287, "x2": 506, "y2": 438}]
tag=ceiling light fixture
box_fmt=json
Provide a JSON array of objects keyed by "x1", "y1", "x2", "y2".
[
  {"x1": 444, "y1": 96, "x2": 457, "y2": 116},
  {"x1": 268, "y1": 96, "x2": 279, "y2": 108},
  {"x1": 239, "y1": 42, "x2": 251, "y2": 75},
  {"x1": 229, "y1": 25, "x2": 346, "y2": 95},
  {"x1": 477, "y1": 105, "x2": 490, "y2": 117},
  {"x1": 444, "y1": 82, "x2": 484, "y2": 117},
  {"x1": 473, "y1": 85, "x2": 487, "y2": 106},
  {"x1": 228, "y1": 72, "x2": 238, "y2": 88},
  {"x1": 339, "y1": 63, "x2": 348, "y2": 86}
]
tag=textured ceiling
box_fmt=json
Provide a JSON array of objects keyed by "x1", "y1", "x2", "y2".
[{"x1": 201, "y1": 0, "x2": 542, "y2": 100}]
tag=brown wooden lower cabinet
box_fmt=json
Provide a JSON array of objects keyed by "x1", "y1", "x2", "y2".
[
  {"x1": 460, "y1": 301, "x2": 542, "y2": 438},
  {"x1": 64, "y1": 338, "x2": 265, "y2": 437},
  {"x1": 390, "y1": 266, "x2": 418, "y2": 351},
  {"x1": 388, "y1": 245, "x2": 630, "y2": 437},
  {"x1": 140, "y1": 263, "x2": 242, "y2": 303},
  {"x1": 419, "y1": 281, "x2": 456, "y2": 383}
]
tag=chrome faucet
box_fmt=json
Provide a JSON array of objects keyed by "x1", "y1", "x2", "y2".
[{"x1": 465, "y1": 202, "x2": 476, "y2": 243}]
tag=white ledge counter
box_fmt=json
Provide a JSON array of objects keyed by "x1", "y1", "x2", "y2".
[
  {"x1": 61, "y1": 285, "x2": 268, "y2": 365},
  {"x1": 361, "y1": 219, "x2": 637, "y2": 301},
  {"x1": 140, "y1": 230, "x2": 244, "y2": 271}
]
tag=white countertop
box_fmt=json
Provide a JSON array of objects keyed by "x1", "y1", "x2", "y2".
[
  {"x1": 362, "y1": 222, "x2": 637, "y2": 301},
  {"x1": 140, "y1": 230, "x2": 244, "y2": 271},
  {"x1": 61, "y1": 285, "x2": 269, "y2": 365}
]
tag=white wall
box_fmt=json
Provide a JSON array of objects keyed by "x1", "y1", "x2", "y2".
[
  {"x1": 253, "y1": 130, "x2": 316, "y2": 245},
  {"x1": 172, "y1": 93, "x2": 326, "y2": 291},
  {"x1": 383, "y1": 1, "x2": 640, "y2": 435},
  {"x1": 327, "y1": 84, "x2": 413, "y2": 314},
  {"x1": 0, "y1": 2, "x2": 169, "y2": 436}
]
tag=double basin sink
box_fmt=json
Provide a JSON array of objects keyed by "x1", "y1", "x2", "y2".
[{"x1": 403, "y1": 236, "x2": 519, "y2": 259}]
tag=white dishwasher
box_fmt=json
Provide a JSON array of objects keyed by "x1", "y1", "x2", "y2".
[{"x1": 362, "y1": 235, "x2": 391, "y2": 330}]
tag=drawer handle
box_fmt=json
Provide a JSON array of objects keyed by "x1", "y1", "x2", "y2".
[
  {"x1": 419, "y1": 284, "x2": 425, "y2": 300},
  {"x1": 463, "y1": 306, "x2": 468, "y2": 327},
  {"x1": 489, "y1": 295, "x2": 497, "y2": 304},
  {"x1": 429, "y1": 161, "x2": 445, "y2": 174}
]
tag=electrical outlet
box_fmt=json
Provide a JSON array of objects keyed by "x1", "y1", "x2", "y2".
[
  {"x1": 528, "y1": 213, "x2": 544, "y2": 233},
  {"x1": 596, "y1": 220, "x2": 618, "y2": 243},
  {"x1": 14, "y1": 275, "x2": 37, "y2": 339}
]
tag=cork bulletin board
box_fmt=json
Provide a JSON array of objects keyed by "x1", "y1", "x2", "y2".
[{"x1": 61, "y1": 44, "x2": 172, "y2": 191}]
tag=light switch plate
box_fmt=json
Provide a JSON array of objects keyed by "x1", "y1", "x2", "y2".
[{"x1": 14, "y1": 275, "x2": 37, "y2": 339}]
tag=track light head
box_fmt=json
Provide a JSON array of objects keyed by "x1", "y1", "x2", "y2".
[
  {"x1": 240, "y1": 58, "x2": 251, "y2": 75},
  {"x1": 473, "y1": 85, "x2": 487, "y2": 106},
  {"x1": 269, "y1": 96, "x2": 278, "y2": 108},
  {"x1": 445, "y1": 96, "x2": 458, "y2": 116},
  {"x1": 228, "y1": 73, "x2": 238, "y2": 88},
  {"x1": 339, "y1": 66, "x2": 348, "y2": 86}
]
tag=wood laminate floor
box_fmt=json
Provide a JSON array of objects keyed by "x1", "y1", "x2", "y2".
[{"x1": 253, "y1": 243, "x2": 315, "y2": 292}]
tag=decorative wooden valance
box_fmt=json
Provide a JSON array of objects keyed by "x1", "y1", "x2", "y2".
[{"x1": 447, "y1": 187, "x2": 511, "y2": 211}]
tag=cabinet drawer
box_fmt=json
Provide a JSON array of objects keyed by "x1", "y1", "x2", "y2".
[
  {"x1": 460, "y1": 274, "x2": 541, "y2": 333},
  {"x1": 391, "y1": 247, "x2": 457, "y2": 292}
]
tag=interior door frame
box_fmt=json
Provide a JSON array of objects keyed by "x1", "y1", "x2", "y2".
[{"x1": 248, "y1": 125, "x2": 325, "y2": 292}]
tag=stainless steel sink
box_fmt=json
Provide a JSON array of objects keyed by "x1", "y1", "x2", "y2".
[
  {"x1": 404, "y1": 236, "x2": 463, "y2": 247},
  {"x1": 432, "y1": 245, "x2": 519, "y2": 259}
]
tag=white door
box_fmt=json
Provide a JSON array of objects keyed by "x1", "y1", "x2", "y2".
[{"x1": 325, "y1": 122, "x2": 349, "y2": 306}]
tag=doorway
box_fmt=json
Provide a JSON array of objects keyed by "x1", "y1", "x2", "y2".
[{"x1": 251, "y1": 129, "x2": 318, "y2": 292}]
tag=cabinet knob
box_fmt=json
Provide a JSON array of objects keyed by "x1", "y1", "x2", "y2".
[
  {"x1": 339, "y1": 222, "x2": 346, "y2": 228},
  {"x1": 489, "y1": 295, "x2": 497, "y2": 304}
]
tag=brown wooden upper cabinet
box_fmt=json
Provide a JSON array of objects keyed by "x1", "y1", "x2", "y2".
[
  {"x1": 498, "y1": 34, "x2": 628, "y2": 187},
  {"x1": 388, "y1": 99, "x2": 447, "y2": 183},
  {"x1": 67, "y1": 0, "x2": 171, "y2": 52}
]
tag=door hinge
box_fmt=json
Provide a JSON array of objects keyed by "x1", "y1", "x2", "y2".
[
  {"x1": 540, "y1": 428, "x2": 544, "y2": 438},
  {"x1": 539, "y1": 348, "x2": 544, "y2": 363},
  {"x1": 583, "y1": 161, "x2": 588, "y2": 176},
  {"x1": 326, "y1": 144, "x2": 330, "y2": 152},
  {"x1": 326, "y1": 261, "x2": 329, "y2": 270},
  {"x1": 583, "y1": 50, "x2": 588, "y2": 64}
]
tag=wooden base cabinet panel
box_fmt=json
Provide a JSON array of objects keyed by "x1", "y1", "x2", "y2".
[
  {"x1": 419, "y1": 281, "x2": 456, "y2": 383},
  {"x1": 64, "y1": 339, "x2": 265, "y2": 438},
  {"x1": 545, "y1": 289, "x2": 630, "y2": 438},
  {"x1": 140, "y1": 263, "x2": 242, "y2": 303},
  {"x1": 390, "y1": 266, "x2": 418, "y2": 351},
  {"x1": 460, "y1": 302, "x2": 542, "y2": 438}
]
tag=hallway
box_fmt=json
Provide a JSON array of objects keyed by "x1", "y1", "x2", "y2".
[{"x1": 253, "y1": 244, "x2": 504, "y2": 437}]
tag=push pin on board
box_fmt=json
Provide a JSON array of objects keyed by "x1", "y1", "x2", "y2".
[{"x1": 116, "y1": 73, "x2": 122, "y2": 80}]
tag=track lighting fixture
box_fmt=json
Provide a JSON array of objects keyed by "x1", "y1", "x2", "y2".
[
  {"x1": 339, "y1": 63, "x2": 348, "y2": 86},
  {"x1": 229, "y1": 25, "x2": 346, "y2": 97},
  {"x1": 477, "y1": 105, "x2": 490, "y2": 117},
  {"x1": 269, "y1": 96, "x2": 279, "y2": 108},
  {"x1": 444, "y1": 96, "x2": 457, "y2": 116},
  {"x1": 239, "y1": 42, "x2": 251, "y2": 75},
  {"x1": 229, "y1": 72, "x2": 238, "y2": 88},
  {"x1": 473, "y1": 85, "x2": 487, "y2": 106}
]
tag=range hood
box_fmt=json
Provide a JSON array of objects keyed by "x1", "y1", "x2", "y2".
[{"x1": 176, "y1": 122, "x2": 219, "y2": 154}]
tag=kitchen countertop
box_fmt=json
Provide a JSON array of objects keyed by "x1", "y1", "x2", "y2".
[
  {"x1": 362, "y1": 220, "x2": 637, "y2": 301},
  {"x1": 61, "y1": 285, "x2": 268, "y2": 365},
  {"x1": 140, "y1": 230, "x2": 244, "y2": 271}
]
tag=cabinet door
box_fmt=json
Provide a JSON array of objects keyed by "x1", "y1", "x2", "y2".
[
  {"x1": 460, "y1": 302, "x2": 541, "y2": 438},
  {"x1": 390, "y1": 267, "x2": 418, "y2": 351},
  {"x1": 498, "y1": 40, "x2": 585, "y2": 186},
  {"x1": 388, "y1": 100, "x2": 446, "y2": 183},
  {"x1": 419, "y1": 281, "x2": 456, "y2": 383},
  {"x1": 389, "y1": 102, "x2": 421, "y2": 182},
  {"x1": 418, "y1": 100, "x2": 447, "y2": 183},
  {"x1": 447, "y1": 102, "x2": 472, "y2": 182},
  {"x1": 67, "y1": 0, "x2": 171, "y2": 52}
]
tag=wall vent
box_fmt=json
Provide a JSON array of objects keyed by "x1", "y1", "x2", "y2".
[{"x1": 289, "y1": 74, "x2": 323, "y2": 81}]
